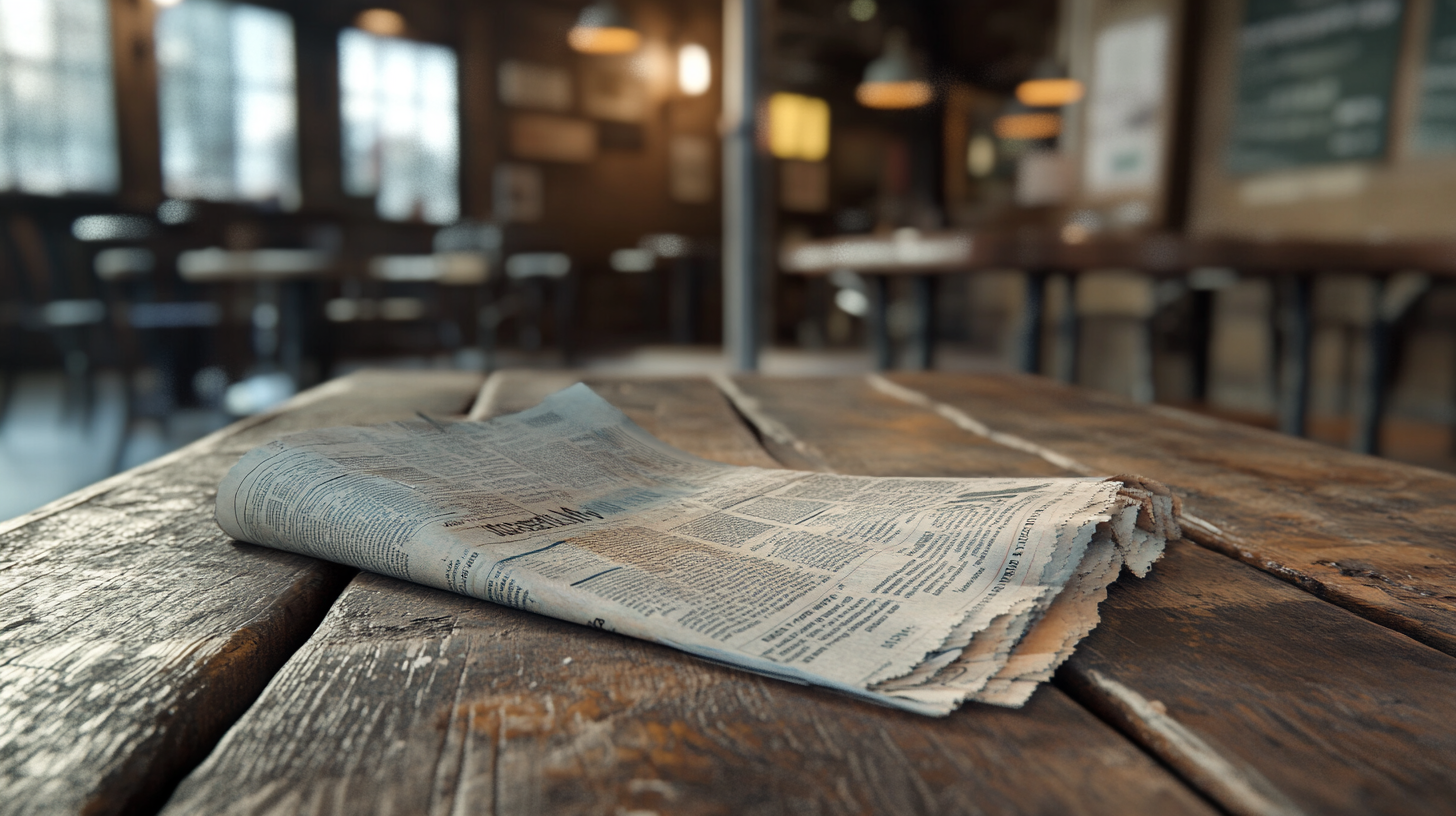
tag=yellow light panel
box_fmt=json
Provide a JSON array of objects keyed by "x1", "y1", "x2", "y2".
[{"x1": 768, "y1": 93, "x2": 831, "y2": 161}]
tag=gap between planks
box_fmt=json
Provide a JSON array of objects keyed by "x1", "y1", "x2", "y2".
[
  {"x1": 853, "y1": 373, "x2": 1449, "y2": 658},
  {"x1": 704, "y1": 372, "x2": 1453, "y2": 816},
  {"x1": 699, "y1": 374, "x2": 1250, "y2": 813}
]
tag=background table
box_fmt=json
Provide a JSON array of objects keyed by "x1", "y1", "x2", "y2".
[
  {"x1": 782, "y1": 229, "x2": 1456, "y2": 454},
  {"x1": 3, "y1": 370, "x2": 1454, "y2": 815}
]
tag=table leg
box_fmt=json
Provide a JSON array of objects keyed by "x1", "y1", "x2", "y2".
[
  {"x1": 1022, "y1": 270, "x2": 1048, "y2": 375},
  {"x1": 671, "y1": 258, "x2": 695, "y2": 345},
  {"x1": 477, "y1": 283, "x2": 498, "y2": 372},
  {"x1": 869, "y1": 275, "x2": 892, "y2": 370},
  {"x1": 1276, "y1": 274, "x2": 1313, "y2": 438},
  {"x1": 556, "y1": 273, "x2": 577, "y2": 365},
  {"x1": 520, "y1": 279, "x2": 543, "y2": 352},
  {"x1": 252, "y1": 281, "x2": 280, "y2": 367},
  {"x1": 1188, "y1": 288, "x2": 1214, "y2": 402},
  {"x1": 910, "y1": 275, "x2": 936, "y2": 371},
  {"x1": 279, "y1": 281, "x2": 305, "y2": 386},
  {"x1": 1053, "y1": 273, "x2": 1078, "y2": 383},
  {"x1": 1352, "y1": 276, "x2": 1390, "y2": 456}
]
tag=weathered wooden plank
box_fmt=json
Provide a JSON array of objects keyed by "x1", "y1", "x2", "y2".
[
  {"x1": 474, "y1": 371, "x2": 782, "y2": 468},
  {"x1": 0, "y1": 370, "x2": 482, "y2": 816},
  {"x1": 727, "y1": 374, "x2": 1456, "y2": 816},
  {"x1": 884, "y1": 372, "x2": 1456, "y2": 658},
  {"x1": 1063, "y1": 540, "x2": 1456, "y2": 816},
  {"x1": 161, "y1": 374, "x2": 1215, "y2": 816}
]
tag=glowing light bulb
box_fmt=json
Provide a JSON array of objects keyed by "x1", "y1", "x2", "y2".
[{"x1": 678, "y1": 43, "x2": 710, "y2": 96}]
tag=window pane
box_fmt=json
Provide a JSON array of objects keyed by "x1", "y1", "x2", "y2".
[
  {"x1": 338, "y1": 29, "x2": 459, "y2": 224},
  {"x1": 157, "y1": 0, "x2": 300, "y2": 209},
  {"x1": 0, "y1": 0, "x2": 118, "y2": 195}
]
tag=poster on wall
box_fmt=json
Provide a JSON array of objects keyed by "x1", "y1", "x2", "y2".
[
  {"x1": 498, "y1": 61, "x2": 572, "y2": 112},
  {"x1": 1083, "y1": 14, "x2": 1170, "y2": 199},
  {"x1": 670, "y1": 135, "x2": 714, "y2": 203},
  {"x1": 1414, "y1": 0, "x2": 1456, "y2": 152},
  {"x1": 509, "y1": 113, "x2": 597, "y2": 163},
  {"x1": 581, "y1": 63, "x2": 647, "y2": 122},
  {"x1": 493, "y1": 163, "x2": 543, "y2": 222},
  {"x1": 1226, "y1": 0, "x2": 1404, "y2": 173}
]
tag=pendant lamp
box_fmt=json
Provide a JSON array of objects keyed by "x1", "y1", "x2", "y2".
[
  {"x1": 993, "y1": 99, "x2": 1062, "y2": 141},
  {"x1": 568, "y1": 1, "x2": 641, "y2": 55},
  {"x1": 855, "y1": 28, "x2": 933, "y2": 110},
  {"x1": 1015, "y1": 59, "x2": 1083, "y2": 107}
]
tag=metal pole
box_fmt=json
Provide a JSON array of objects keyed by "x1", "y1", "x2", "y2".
[{"x1": 722, "y1": 0, "x2": 760, "y2": 371}]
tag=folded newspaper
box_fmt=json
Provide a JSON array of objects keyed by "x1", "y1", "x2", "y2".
[{"x1": 216, "y1": 383, "x2": 1178, "y2": 716}]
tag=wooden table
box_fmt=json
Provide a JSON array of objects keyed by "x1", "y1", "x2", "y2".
[
  {"x1": 782, "y1": 230, "x2": 1454, "y2": 454},
  {"x1": 4, "y1": 370, "x2": 1454, "y2": 815}
]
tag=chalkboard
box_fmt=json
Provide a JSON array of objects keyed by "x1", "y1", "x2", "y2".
[
  {"x1": 1226, "y1": 0, "x2": 1405, "y2": 174},
  {"x1": 1414, "y1": 0, "x2": 1456, "y2": 151}
]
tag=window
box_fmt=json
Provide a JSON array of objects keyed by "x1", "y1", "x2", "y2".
[
  {"x1": 0, "y1": 0, "x2": 118, "y2": 195},
  {"x1": 155, "y1": 0, "x2": 300, "y2": 208},
  {"x1": 339, "y1": 29, "x2": 459, "y2": 224}
]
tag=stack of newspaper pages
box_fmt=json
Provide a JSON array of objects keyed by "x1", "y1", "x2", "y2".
[{"x1": 216, "y1": 384, "x2": 1179, "y2": 716}]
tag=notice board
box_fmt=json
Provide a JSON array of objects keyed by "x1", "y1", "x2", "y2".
[
  {"x1": 1189, "y1": 0, "x2": 1456, "y2": 241},
  {"x1": 1413, "y1": 0, "x2": 1456, "y2": 151},
  {"x1": 1226, "y1": 0, "x2": 1405, "y2": 173}
]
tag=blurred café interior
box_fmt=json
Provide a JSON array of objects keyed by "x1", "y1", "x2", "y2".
[{"x1": 3, "y1": 0, "x2": 1456, "y2": 518}]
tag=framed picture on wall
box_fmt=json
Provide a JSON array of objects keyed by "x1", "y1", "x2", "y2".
[
  {"x1": 498, "y1": 60, "x2": 572, "y2": 112},
  {"x1": 670, "y1": 135, "x2": 714, "y2": 202},
  {"x1": 493, "y1": 163, "x2": 544, "y2": 222},
  {"x1": 1414, "y1": 0, "x2": 1456, "y2": 153},
  {"x1": 580, "y1": 61, "x2": 647, "y2": 123},
  {"x1": 1225, "y1": 0, "x2": 1404, "y2": 173},
  {"x1": 509, "y1": 113, "x2": 597, "y2": 163}
]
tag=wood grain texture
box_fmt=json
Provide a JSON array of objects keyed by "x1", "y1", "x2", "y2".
[
  {"x1": 885, "y1": 372, "x2": 1456, "y2": 658},
  {"x1": 0, "y1": 370, "x2": 481, "y2": 816},
  {"x1": 1063, "y1": 540, "x2": 1456, "y2": 816},
  {"x1": 161, "y1": 374, "x2": 1215, "y2": 816},
  {"x1": 728, "y1": 374, "x2": 1456, "y2": 816}
]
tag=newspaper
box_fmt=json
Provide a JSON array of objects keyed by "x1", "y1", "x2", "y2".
[{"x1": 215, "y1": 383, "x2": 1178, "y2": 716}]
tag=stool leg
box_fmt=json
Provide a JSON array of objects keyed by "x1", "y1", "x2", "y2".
[
  {"x1": 1277, "y1": 274, "x2": 1313, "y2": 438},
  {"x1": 1053, "y1": 273, "x2": 1079, "y2": 383},
  {"x1": 1188, "y1": 287, "x2": 1214, "y2": 402},
  {"x1": 869, "y1": 275, "x2": 892, "y2": 370},
  {"x1": 1352, "y1": 276, "x2": 1390, "y2": 455},
  {"x1": 556, "y1": 274, "x2": 577, "y2": 365},
  {"x1": 1022, "y1": 270, "x2": 1048, "y2": 375},
  {"x1": 910, "y1": 275, "x2": 936, "y2": 371}
]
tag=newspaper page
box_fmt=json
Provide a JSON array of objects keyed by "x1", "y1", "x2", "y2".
[{"x1": 215, "y1": 383, "x2": 1177, "y2": 716}]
